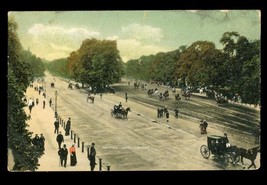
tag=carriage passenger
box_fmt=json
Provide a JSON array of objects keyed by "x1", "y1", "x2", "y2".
[{"x1": 223, "y1": 133, "x2": 230, "y2": 148}]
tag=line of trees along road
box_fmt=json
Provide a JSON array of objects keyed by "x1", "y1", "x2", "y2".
[
  {"x1": 125, "y1": 32, "x2": 260, "y2": 105},
  {"x1": 8, "y1": 16, "x2": 46, "y2": 171},
  {"x1": 47, "y1": 32, "x2": 260, "y2": 105}
]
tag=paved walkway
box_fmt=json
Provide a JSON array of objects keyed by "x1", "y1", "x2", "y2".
[{"x1": 22, "y1": 85, "x2": 94, "y2": 171}]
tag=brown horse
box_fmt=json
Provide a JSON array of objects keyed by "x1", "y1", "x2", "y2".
[
  {"x1": 87, "y1": 96, "x2": 95, "y2": 103},
  {"x1": 121, "y1": 107, "x2": 131, "y2": 118},
  {"x1": 236, "y1": 146, "x2": 260, "y2": 169}
]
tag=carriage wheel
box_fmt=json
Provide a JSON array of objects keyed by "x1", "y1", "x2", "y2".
[{"x1": 200, "y1": 145, "x2": 210, "y2": 159}]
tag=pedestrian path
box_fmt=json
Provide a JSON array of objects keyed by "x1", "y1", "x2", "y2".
[{"x1": 25, "y1": 86, "x2": 91, "y2": 171}]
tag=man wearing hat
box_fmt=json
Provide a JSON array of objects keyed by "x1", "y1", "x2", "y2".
[
  {"x1": 58, "y1": 144, "x2": 68, "y2": 167},
  {"x1": 88, "y1": 142, "x2": 97, "y2": 171}
]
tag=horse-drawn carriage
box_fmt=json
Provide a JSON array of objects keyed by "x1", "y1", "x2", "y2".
[
  {"x1": 182, "y1": 90, "x2": 191, "y2": 100},
  {"x1": 111, "y1": 105, "x2": 131, "y2": 119},
  {"x1": 87, "y1": 94, "x2": 95, "y2": 103},
  {"x1": 200, "y1": 135, "x2": 240, "y2": 165},
  {"x1": 68, "y1": 83, "x2": 73, "y2": 89}
]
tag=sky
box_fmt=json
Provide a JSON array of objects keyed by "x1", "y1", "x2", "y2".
[{"x1": 9, "y1": 10, "x2": 261, "y2": 62}]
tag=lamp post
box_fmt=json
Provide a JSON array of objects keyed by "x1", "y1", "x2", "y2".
[{"x1": 55, "y1": 90, "x2": 58, "y2": 118}]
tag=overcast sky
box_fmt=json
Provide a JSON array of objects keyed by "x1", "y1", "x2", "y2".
[{"x1": 9, "y1": 10, "x2": 260, "y2": 62}]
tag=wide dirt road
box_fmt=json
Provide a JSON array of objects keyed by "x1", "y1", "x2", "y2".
[{"x1": 42, "y1": 72, "x2": 260, "y2": 171}]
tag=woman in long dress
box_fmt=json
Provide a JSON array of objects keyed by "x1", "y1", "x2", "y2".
[{"x1": 69, "y1": 144, "x2": 77, "y2": 166}]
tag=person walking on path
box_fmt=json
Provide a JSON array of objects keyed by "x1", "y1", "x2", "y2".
[
  {"x1": 58, "y1": 144, "x2": 68, "y2": 167},
  {"x1": 174, "y1": 107, "x2": 179, "y2": 119},
  {"x1": 166, "y1": 111, "x2": 169, "y2": 122},
  {"x1": 43, "y1": 100, "x2": 46, "y2": 109},
  {"x1": 65, "y1": 118, "x2": 71, "y2": 136},
  {"x1": 56, "y1": 131, "x2": 64, "y2": 149},
  {"x1": 69, "y1": 144, "x2": 77, "y2": 166},
  {"x1": 39, "y1": 133, "x2": 45, "y2": 152},
  {"x1": 49, "y1": 98, "x2": 52, "y2": 107},
  {"x1": 125, "y1": 92, "x2": 128, "y2": 102},
  {"x1": 88, "y1": 142, "x2": 97, "y2": 171},
  {"x1": 54, "y1": 118, "x2": 59, "y2": 134},
  {"x1": 28, "y1": 98, "x2": 33, "y2": 114}
]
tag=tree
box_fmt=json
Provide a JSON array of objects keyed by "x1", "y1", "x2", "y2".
[
  {"x1": 8, "y1": 16, "x2": 40, "y2": 171},
  {"x1": 21, "y1": 50, "x2": 46, "y2": 78},
  {"x1": 176, "y1": 41, "x2": 224, "y2": 89},
  {"x1": 66, "y1": 39, "x2": 124, "y2": 88}
]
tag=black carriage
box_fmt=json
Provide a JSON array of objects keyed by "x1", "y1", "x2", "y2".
[
  {"x1": 111, "y1": 106, "x2": 130, "y2": 119},
  {"x1": 200, "y1": 135, "x2": 240, "y2": 165}
]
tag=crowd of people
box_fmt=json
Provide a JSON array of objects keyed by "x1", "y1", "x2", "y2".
[{"x1": 26, "y1": 79, "x2": 98, "y2": 171}]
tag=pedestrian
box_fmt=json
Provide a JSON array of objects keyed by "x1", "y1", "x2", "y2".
[
  {"x1": 39, "y1": 133, "x2": 45, "y2": 152},
  {"x1": 200, "y1": 119, "x2": 208, "y2": 134},
  {"x1": 58, "y1": 144, "x2": 68, "y2": 167},
  {"x1": 43, "y1": 100, "x2": 46, "y2": 109},
  {"x1": 125, "y1": 92, "x2": 128, "y2": 102},
  {"x1": 174, "y1": 107, "x2": 179, "y2": 119},
  {"x1": 88, "y1": 142, "x2": 97, "y2": 171},
  {"x1": 69, "y1": 144, "x2": 77, "y2": 166},
  {"x1": 54, "y1": 118, "x2": 59, "y2": 134},
  {"x1": 56, "y1": 131, "x2": 64, "y2": 149},
  {"x1": 28, "y1": 98, "x2": 33, "y2": 113},
  {"x1": 166, "y1": 111, "x2": 169, "y2": 122},
  {"x1": 49, "y1": 98, "x2": 52, "y2": 107},
  {"x1": 36, "y1": 98, "x2": 39, "y2": 106},
  {"x1": 65, "y1": 118, "x2": 71, "y2": 136},
  {"x1": 100, "y1": 93, "x2": 102, "y2": 99}
]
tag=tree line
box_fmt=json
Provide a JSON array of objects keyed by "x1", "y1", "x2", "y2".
[
  {"x1": 8, "y1": 16, "x2": 46, "y2": 171},
  {"x1": 46, "y1": 32, "x2": 260, "y2": 105},
  {"x1": 125, "y1": 32, "x2": 260, "y2": 105}
]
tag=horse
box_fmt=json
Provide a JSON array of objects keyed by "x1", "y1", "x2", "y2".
[
  {"x1": 68, "y1": 83, "x2": 73, "y2": 89},
  {"x1": 147, "y1": 89, "x2": 154, "y2": 96},
  {"x1": 163, "y1": 90, "x2": 169, "y2": 100},
  {"x1": 175, "y1": 94, "x2": 181, "y2": 100},
  {"x1": 75, "y1": 83, "x2": 80, "y2": 89},
  {"x1": 87, "y1": 95, "x2": 95, "y2": 103},
  {"x1": 236, "y1": 146, "x2": 260, "y2": 169},
  {"x1": 157, "y1": 107, "x2": 164, "y2": 118},
  {"x1": 121, "y1": 107, "x2": 131, "y2": 119},
  {"x1": 182, "y1": 90, "x2": 191, "y2": 100},
  {"x1": 215, "y1": 96, "x2": 228, "y2": 105},
  {"x1": 134, "y1": 82, "x2": 140, "y2": 89}
]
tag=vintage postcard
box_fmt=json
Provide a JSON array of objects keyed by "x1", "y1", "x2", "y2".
[{"x1": 8, "y1": 10, "x2": 261, "y2": 171}]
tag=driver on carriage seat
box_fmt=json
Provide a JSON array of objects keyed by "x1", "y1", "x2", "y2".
[
  {"x1": 223, "y1": 133, "x2": 231, "y2": 148},
  {"x1": 118, "y1": 102, "x2": 122, "y2": 109}
]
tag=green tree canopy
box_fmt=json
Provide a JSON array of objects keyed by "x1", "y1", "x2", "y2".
[{"x1": 8, "y1": 16, "x2": 40, "y2": 171}]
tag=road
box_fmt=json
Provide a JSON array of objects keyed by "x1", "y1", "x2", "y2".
[{"x1": 42, "y1": 71, "x2": 260, "y2": 171}]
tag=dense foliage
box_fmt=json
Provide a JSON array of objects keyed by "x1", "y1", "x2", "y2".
[
  {"x1": 8, "y1": 16, "x2": 40, "y2": 171},
  {"x1": 125, "y1": 32, "x2": 260, "y2": 105}
]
